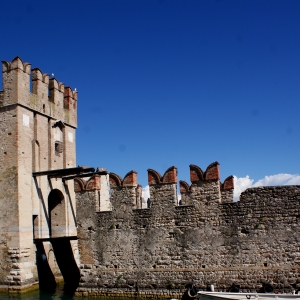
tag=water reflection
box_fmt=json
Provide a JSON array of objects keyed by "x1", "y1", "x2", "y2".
[
  {"x1": 0, "y1": 285, "x2": 73, "y2": 300},
  {"x1": 0, "y1": 286, "x2": 140, "y2": 300}
]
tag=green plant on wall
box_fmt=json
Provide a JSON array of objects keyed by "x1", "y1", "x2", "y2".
[
  {"x1": 166, "y1": 280, "x2": 174, "y2": 290},
  {"x1": 114, "y1": 274, "x2": 123, "y2": 287}
]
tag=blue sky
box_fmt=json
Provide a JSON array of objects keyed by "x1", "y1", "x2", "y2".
[{"x1": 1, "y1": 0, "x2": 300, "y2": 199}]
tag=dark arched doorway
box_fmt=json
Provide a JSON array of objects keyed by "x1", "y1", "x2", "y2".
[
  {"x1": 43, "y1": 189, "x2": 80, "y2": 294},
  {"x1": 48, "y1": 189, "x2": 66, "y2": 238}
]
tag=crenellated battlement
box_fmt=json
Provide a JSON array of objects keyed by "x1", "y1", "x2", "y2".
[
  {"x1": 109, "y1": 170, "x2": 138, "y2": 187},
  {"x1": 74, "y1": 175, "x2": 101, "y2": 192},
  {"x1": 2, "y1": 55, "x2": 299, "y2": 295},
  {"x1": 2, "y1": 56, "x2": 31, "y2": 73},
  {"x1": 1, "y1": 56, "x2": 77, "y2": 127},
  {"x1": 189, "y1": 161, "x2": 220, "y2": 182},
  {"x1": 74, "y1": 162, "x2": 234, "y2": 214},
  {"x1": 181, "y1": 162, "x2": 234, "y2": 204},
  {"x1": 147, "y1": 166, "x2": 177, "y2": 185},
  {"x1": 76, "y1": 164, "x2": 300, "y2": 295},
  {"x1": 108, "y1": 170, "x2": 142, "y2": 209}
]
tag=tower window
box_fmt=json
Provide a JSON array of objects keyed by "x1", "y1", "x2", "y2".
[{"x1": 55, "y1": 141, "x2": 63, "y2": 156}]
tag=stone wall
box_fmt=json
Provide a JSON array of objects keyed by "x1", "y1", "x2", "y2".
[
  {"x1": 0, "y1": 56, "x2": 78, "y2": 291},
  {"x1": 1, "y1": 57, "x2": 77, "y2": 128},
  {"x1": 1, "y1": 55, "x2": 299, "y2": 297},
  {"x1": 74, "y1": 164, "x2": 300, "y2": 297},
  {"x1": 0, "y1": 106, "x2": 19, "y2": 284}
]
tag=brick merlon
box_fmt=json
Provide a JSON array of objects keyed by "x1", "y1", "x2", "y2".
[
  {"x1": 205, "y1": 161, "x2": 220, "y2": 180},
  {"x1": 123, "y1": 170, "x2": 138, "y2": 186},
  {"x1": 109, "y1": 172, "x2": 122, "y2": 188},
  {"x1": 2, "y1": 56, "x2": 31, "y2": 73},
  {"x1": 74, "y1": 178, "x2": 86, "y2": 192},
  {"x1": 189, "y1": 164, "x2": 204, "y2": 183},
  {"x1": 179, "y1": 180, "x2": 190, "y2": 194},
  {"x1": 162, "y1": 166, "x2": 177, "y2": 184},
  {"x1": 147, "y1": 169, "x2": 162, "y2": 185},
  {"x1": 86, "y1": 175, "x2": 101, "y2": 191},
  {"x1": 49, "y1": 78, "x2": 59, "y2": 90},
  {"x1": 222, "y1": 175, "x2": 234, "y2": 190},
  {"x1": 32, "y1": 68, "x2": 50, "y2": 85}
]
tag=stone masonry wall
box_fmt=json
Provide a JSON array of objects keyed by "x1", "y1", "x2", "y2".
[
  {"x1": 75, "y1": 182, "x2": 300, "y2": 297},
  {"x1": 74, "y1": 164, "x2": 300, "y2": 297},
  {"x1": 1, "y1": 55, "x2": 299, "y2": 296},
  {"x1": 0, "y1": 56, "x2": 78, "y2": 291},
  {"x1": 0, "y1": 106, "x2": 19, "y2": 284}
]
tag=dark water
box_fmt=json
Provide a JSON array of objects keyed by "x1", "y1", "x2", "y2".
[
  {"x1": 0, "y1": 285, "x2": 76, "y2": 300},
  {"x1": 0, "y1": 285, "x2": 138, "y2": 300}
]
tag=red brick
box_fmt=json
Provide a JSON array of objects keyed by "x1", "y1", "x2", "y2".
[{"x1": 205, "y1": 162, "x2": 220, "y2": 180}]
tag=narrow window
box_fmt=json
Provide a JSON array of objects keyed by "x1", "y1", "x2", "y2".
[{"x1": 54, "y1": 141, "x2": 63, "y2": 156}]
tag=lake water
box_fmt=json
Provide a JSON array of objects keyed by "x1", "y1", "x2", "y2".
[
  {"x1": 0, "y1": 285, "x2": 137, "y2": 300},
  {"x1": 0, "y1": 286, "x2": 75, "y2": 300}
]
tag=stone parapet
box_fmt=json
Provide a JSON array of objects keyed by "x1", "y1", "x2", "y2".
[
  {"x1": 1, "y1": 57, "x2": 77, "y2": 128},
  {"x1": 75, "y1": 163, "x2": 300, "y2": 295}
]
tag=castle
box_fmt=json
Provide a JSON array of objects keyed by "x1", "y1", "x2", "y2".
[{"x1": 1, "y1": 57, "x2": 300, "y2": 297}]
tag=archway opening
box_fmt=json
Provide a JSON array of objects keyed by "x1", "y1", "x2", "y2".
[{"x1": 48, "y1": 189, "x2": 66, "y2": 238}]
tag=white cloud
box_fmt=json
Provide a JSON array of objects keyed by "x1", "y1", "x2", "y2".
[
  {"x1": 252, "y1": 174, "x2": 300, "y2": 187},
  {"x1": 142, "y1": 185, "x2": 150, "y2": 200},
  {"x1": 142, "y1": 174, "x2": 300, "y2": 203},
  {"x1": 233, "y1": 175, "x2": 253, "y2": 202},
  {"x1": 234, "y1": 173, "x2": 300, "y2": 201}
]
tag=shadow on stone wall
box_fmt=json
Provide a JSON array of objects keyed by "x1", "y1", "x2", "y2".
[
  {"x1": 35, "y1": 241, "x2": 57, "y2": 293},
  {"x1": 51, "y1": 238, "x2": 80, "y2": 294}
]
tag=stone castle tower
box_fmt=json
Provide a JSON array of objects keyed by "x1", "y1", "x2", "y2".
[{"x1": 0, "y1": 57, "x2": 79, "y2": 290}]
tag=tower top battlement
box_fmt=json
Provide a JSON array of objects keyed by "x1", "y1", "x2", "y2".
[{"x1": 1, "y1": 56, "x2": 77, "y2": 127}]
